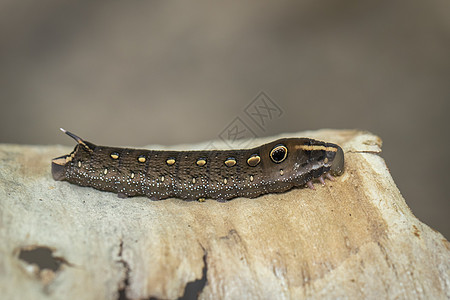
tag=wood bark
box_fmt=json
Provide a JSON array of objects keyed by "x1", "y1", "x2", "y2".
[{"x1": 0, "y1": 129, "x2": 448, "y2": 299}]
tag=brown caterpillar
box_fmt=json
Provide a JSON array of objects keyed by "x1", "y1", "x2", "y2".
[{"x1": 52, "y1": 129, "x2": 344, "y2": 201}]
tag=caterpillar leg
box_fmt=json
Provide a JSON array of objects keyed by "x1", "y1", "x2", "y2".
[{"x1": 319, "y1": 176, "x2": 326, "y2": 185}]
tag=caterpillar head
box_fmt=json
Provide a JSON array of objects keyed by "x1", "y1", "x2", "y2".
[
  {"x1": 292, "y1": 138, "x2": 344, "y2": 176},
  {"x1": 262, "y1": 138, "x2": 345, "y2": 182},
  {"x1": 329, "y1": 144, "x2": 344, "y2": 176}
]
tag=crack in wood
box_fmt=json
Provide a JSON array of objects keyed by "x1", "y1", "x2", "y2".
[
  {"x1": 178, "y1": 246, "x2": 208, "y2": 300},
  {"x1": 16, "y1": 245, "x2": 71, "y2": 286},
  {"x1": 117, "y1": 240, "x2": 131, "y2": 300}
]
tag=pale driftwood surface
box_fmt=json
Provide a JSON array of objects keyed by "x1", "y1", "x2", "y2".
[{"x1": 0, "y1": 129, "x2": 448, "y2": 300}]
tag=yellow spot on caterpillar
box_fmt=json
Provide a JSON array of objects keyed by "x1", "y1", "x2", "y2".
[
  {"x1": 80, "y1": 141, "x2": 93, "y2": 153},
  {"x1": 296, "y1": 145, "x2": 338, "y2": 152},
  {"x1": 192, "y1": 178, "x2": 196, "y2": 184},
  {"x1": 280, "y1": 169, "x2": 284, "y2": 176},
  {"x1": 324, "y1": 157, "x2": 329, "y2": 164},
  {"x1": 110, "y1": 153, "x2": 119, "y2": 160},
  {"x1": 198, "y1": 198, "x2": 206, "y2": 202},
  {"x1": 131, "y1": 172, "x2": 135, "y2": 179},
  {"x1": 78, "y1": 161, "x2": 82, "y2": 168},
  {"x1": 64, "y1": 153, "x2": 75, "y2": 163},
  {"x1": 161, "y1": 176, "x2": 165, "y2": 182},
  {"x1": 247, "y1": 155, "x2": 260, "y2": 167},
  {"x1": 223, "y1": 178, "x2": 228, "y2": 184},
  {"x1": 166, "y1": 158, "x2": 175, "y2": 165},
  {"x1": 196, "y1": 159, "x2": 206, "y2": 167},
  {"x1": 104, "y1": 168, "x2": 108, "y2": 175},
  {"x1": 225, "y1": 158, "x2": 236, "y2": 167},
  {"x1": 250, "y1": 175, "x2": 254, "y2": 182},
  {"x1": 138, "y1": 156, "x2": 146, "y2": 163}
]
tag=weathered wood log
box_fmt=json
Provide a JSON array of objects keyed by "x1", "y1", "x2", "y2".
[{"x1": 0, "y1": 130, "x2": 448, "y2": 300}]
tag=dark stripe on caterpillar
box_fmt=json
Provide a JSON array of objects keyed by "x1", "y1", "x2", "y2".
[{"x1": 52, "y1": 129, "x2": 344, "y2": 201}]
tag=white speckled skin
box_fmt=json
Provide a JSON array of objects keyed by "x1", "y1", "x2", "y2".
[{"x1": 52, "y1": 136, "x2": 344, "y2": 201}]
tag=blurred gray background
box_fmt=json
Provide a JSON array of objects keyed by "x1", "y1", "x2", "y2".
[{"x1": 0, "y1": 1, "x2": 448, "y2": 237}]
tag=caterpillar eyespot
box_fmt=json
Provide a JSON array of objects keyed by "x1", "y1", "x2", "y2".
[
  {"x1": 52, "y1": 129, "x2": 345, "y2": 201},
  {"x1": 270, "y1": 145, "x2": 288, "y2": 163}
]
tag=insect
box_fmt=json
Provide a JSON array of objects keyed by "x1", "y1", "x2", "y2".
[{"x1": 52, "y1": 128, "x2": 344, "y2": 201}]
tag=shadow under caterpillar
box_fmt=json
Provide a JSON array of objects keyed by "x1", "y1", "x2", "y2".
[{"x1": 52, "y1": 129, "x2": 344, "y2": 201}]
